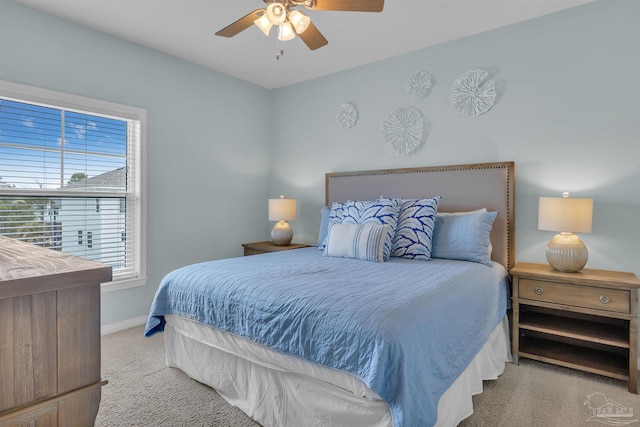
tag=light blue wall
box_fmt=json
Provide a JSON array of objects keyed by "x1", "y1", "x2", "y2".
[
  {"x1": 1, "y1": 0, "x2": 272, "y2": 326},
  {"x1": 271, "y1": 0, "x2": 640, "y2": 279},
  {"x1": 1, "y1": 0, "x2": 639, "y2": 329}
]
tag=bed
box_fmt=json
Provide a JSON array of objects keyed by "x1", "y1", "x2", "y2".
[{"x1": 145, "y1": 161, "x2": 515, "y2": 427}]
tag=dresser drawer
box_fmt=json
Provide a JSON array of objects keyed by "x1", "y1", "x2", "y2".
[{"x1": 519, "y1": 278, "x2": 630, "y2": 314}]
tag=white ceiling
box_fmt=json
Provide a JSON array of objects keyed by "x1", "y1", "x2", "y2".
[{"x1": 14, "y1": 0, "x2": 593, "y2": 89}]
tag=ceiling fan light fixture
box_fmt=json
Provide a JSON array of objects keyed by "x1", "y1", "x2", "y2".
[
  {"x1": 266, "y1": 2, "x2": 287, "y2": 25},
  {"x1": 215, "y1": 0, "x2": 384, "y2": 52},
  {"x1": 278, "y1": 21, "x2": 296, "y2": 41},
  {"x1": 254, "y1": 14, "x2": 273, "y2": 36},
  {"x1": 289, "y1": 10, "x2": 310, "y2": 34}
]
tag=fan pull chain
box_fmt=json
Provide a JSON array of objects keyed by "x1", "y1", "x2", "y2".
[{"x1": 276, "y1": 37, "x2": 284, "y2": 60}]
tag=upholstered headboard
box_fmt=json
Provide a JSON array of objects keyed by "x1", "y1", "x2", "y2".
[{"x1": 325, "y1": 162, "x2": 515, "y2": 270}]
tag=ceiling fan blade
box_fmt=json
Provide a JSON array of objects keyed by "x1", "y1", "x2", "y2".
[
  {"x1": 215, "y1": 9, "x2": 264, "y2": 37},
  {"x1": 298, "y1": 22, "x2": 328, "y2": 50},
  {"x1": 309, "y1": 0, "x2": 384, "y2": 12}
]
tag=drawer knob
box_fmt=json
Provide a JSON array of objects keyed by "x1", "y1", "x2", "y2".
[
  {"x1": 599, "y1": 295, "x2": 610, "y2": 304},
  {"x1": 535, "y1": 287, "x2": 544, "y2": 295}
]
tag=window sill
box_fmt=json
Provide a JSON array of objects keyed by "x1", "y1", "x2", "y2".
[{"x1": 101, "y1": 276, "x2": 147, "y2": 293}]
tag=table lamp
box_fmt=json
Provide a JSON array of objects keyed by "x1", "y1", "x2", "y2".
[
  {"x1": 268, "y1": 195, "x2": 296, "y2": 246},
  {"x1": 538, "y1": 192, "x2": 593, "y2": 272}
]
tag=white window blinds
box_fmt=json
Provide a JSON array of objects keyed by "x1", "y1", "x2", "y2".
[{"x1": 0, "y1": 81, "x2": 145, "y2": 287}]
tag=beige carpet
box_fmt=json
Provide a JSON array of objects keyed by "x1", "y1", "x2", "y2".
[
  {"x1": 96, "y1": 325, "x2": 259, "y2": 427},
  {"x1": 97, "y1": 325, "x2": 637, "y2": 426}
]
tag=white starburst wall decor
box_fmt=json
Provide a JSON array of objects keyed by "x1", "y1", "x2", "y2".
[
  {"x1": 335, "y1": 103, "x2": 358, "y2": 129},
  {"x1": 382, "y1": 107, "x2": 429, "y2": 156},
  {"x1": 404, "y1": 71, "x2": 432, "y2": 99},
  {"x1": 449, "y1": 69, "x2": 496, "y2": 117}
]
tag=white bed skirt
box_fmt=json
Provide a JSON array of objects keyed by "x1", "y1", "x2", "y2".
[{"x1": 163, "y1": 314, "x2": 512, "y2": 427}]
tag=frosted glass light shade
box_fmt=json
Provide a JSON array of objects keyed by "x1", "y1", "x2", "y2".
[
  {"x1": 266, "y1": 3, "x2": 286, "y2": 25},
  {"x1": 289, "y1": 10, "x2": 311, "y2": 34},
  {"x1": 538, "y1": 194, "x2": 593, "y2": 273},
  {"x1": 278, "y1": 22, "x2": 296, "y2": 41},
  {"x1": 254, "y1": 14, "x2": 273, "y2": 36}
]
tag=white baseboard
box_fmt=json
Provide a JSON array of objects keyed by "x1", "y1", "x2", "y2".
[{"x1": 101, "y1": 315, "x2": 147, "y2": 336}]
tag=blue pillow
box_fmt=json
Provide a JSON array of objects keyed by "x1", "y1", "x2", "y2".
[
  {"x1": 324, "y1": 223, "x2": 389, "y2": 263},
  {"x1": 431, "y1": 211, "x2": 498, "y2": 266},
  {"x1": 392, "y1": 197, "x2": 440, "y2": 260},
  {"x1": 326, "y1": 198, "x2": 400, "y2": 261},
  {"x1": 317, "y1": 206, "x2": 330, "y2": 248}
]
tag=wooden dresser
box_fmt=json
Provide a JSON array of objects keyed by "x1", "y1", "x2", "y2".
[{"x1": 0, "y1": 236, "x2": 112, "y2": 426}]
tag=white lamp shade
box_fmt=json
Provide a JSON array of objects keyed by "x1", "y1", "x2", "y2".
[
  {"x1": 538, "y1": 196, "x2": 593, "y2": 233},
  {"x1": 254, "y1": 14, "x2": 273, "y2": 36},
  {"x1": 289, "y1": 10, "x2": 311, "y2": 34},
  {"x1": 278, "y1": 22, "x2": 296, "y2": 41},
  {"x1": 268, "y1": 197, "x2": 296, "y2": 221}
]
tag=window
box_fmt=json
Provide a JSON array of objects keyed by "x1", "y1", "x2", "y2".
[{"x1": 0, "y1": 81, "x2": 146, "y2": 290}]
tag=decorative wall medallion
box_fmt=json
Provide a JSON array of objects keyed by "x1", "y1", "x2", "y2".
[
  {"x1": 335, "y1": 103, "x2": 358, "y2": 129},
  {"x1": 449, "y1": 69, "x2": 496, "y2": 116},
  {"x1": 382, "y1": 107, "x2": 429, "y2": 156},
  {"x1": 404, "y1": 70, "x2": 432, "y2": 99}
]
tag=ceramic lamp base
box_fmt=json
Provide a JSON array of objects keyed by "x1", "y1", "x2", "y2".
[
  {"x1": 546, "y1": 232, "x2": 588, "y2": 273},
  {"x1": 271, "y1": 221, "x2": 293, "y2": 246}
]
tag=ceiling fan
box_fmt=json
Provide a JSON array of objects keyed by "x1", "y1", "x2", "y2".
[{"x1": 215, "y1": 0, "x2": 384, "y2": 54}]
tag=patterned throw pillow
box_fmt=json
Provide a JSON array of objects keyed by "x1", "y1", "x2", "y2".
[
  {"x1": 391, "y1": 197, "x2": 441, "y2": 260},
  {"x1": 326, "y1": 198, "x2": 400, "y2": 260},
  {"x1": 324, "y1": 223, "x2": 390, "y2": 262}
]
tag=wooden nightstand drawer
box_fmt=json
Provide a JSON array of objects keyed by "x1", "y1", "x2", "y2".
[{"x1": 519, "y1": 278, "x2": 630, "y2": 314}]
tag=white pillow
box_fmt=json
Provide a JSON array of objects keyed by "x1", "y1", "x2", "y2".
[
  {"x1": 324, "y1": 223, "x2": 390, "y2": 263},
  {"x1": 436, "y1": 208, "x2": 487, "y2": 216}
]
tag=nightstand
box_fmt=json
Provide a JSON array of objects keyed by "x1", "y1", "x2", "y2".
[
  {"x1": 242, "y1": 241, "x2": 310, "y2": 256},
  {"x1": 511, "y1": 262, "x2": 640, "y2": 393}
]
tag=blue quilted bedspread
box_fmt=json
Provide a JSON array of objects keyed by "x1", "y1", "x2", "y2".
[{"x1": 145, "y1": 247, "x2": 508, "y2": 427}]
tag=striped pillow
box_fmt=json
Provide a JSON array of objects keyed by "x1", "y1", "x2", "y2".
[
  {"x1": 325, "y1": 198, "x2": 399, "y2": 260},
  {"x1": 324, "y1": 223, "x2": 390, "y2": 263}
]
